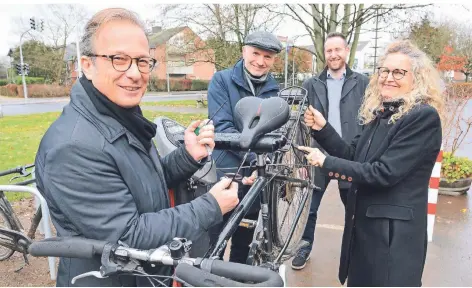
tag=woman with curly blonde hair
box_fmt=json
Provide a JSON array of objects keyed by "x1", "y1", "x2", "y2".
[{"x1": 298, "y1": 40, "x2": 444, "y2": 286}]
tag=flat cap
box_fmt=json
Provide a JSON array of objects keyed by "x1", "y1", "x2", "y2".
[{"x1": 244, "y1": 31, "x2": 283, "y2": 53}]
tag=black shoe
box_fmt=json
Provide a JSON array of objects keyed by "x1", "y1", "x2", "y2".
[{"x1": 291, "y1": 248, "x2": 311, "y2": 270}]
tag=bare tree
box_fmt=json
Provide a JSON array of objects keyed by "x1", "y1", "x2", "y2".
[
  {"x1": 443, "y1": 84, "x2": 472, "y2": 156},
  {"x1": 279, "y1": 4, "x2": 430, "y2": 72},
  {"x1": 152, "y1": 4, "x2": 285, "y2": 70},
  {"x1": 8, "y1": 5, "x2": 89, "y2": 84},
  {"x1": 452, "y1": 22, "x2": 472, "y2": 82},
  {"x1": 37, "y1": 4, "x2": 89, "y2": 83}
]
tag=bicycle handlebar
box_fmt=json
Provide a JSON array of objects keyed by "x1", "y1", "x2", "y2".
[
  {"x1": 173, "y1": 132, "x2": 288, "y2": 154},
  {"x1": 28, "y1": 237, "x2": 284, "y2": 287},
  {"x1": 0, "y1": 164, "x2": 34, "y2": 177},
  {"x1": 29, "y1": 237, "x2": 107, "y2": 259}
]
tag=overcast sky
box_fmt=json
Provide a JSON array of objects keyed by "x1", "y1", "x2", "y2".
[{"x1": 0, "y1": 1, "x2": 470, "y2": 64}]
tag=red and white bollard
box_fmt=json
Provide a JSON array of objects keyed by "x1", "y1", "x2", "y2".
[{"x1": 427, "y1": 146, "x2": 443, "y2": 242}]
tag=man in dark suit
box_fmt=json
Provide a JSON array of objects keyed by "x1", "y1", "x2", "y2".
[{"x1": 291, "y1": 32, "x2": 369, "y2": 270}]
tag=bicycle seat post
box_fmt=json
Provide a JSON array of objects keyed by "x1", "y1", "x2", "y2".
[{"x1": 256, "y1": 154, "x2": 267, "y2": 178}]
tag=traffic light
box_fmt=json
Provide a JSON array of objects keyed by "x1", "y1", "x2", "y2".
[
  {"x1": 15, "y1": 63, "x2": 22, "y2": 75},
  {"x1": 30, "y1": 17, "x2": 36, "y2": 30},
  {"x1": 23, "y1": 64, "x2": 30, "y2": 76},
  {"x1": 40, "y1": 19, "x2": 44, "y2": 31}
]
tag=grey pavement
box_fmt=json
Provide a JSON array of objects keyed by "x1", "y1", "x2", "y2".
[
  {"x1": 141, "y1": 105, "x2": 207, "y2": 114},
  {"x1": 0, "y1": 92, "x2": 206, "y2": 116}
]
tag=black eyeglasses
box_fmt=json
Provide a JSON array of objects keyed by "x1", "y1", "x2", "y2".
[
  {"x1": 86, "y1": 54, "x2": 158, "y2": 73},
  {"x1": 377, "y1": 67, "x2": 408, "y2": 80}
]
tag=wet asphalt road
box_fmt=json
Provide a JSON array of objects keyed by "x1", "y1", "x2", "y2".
[{"x1": 0, "y1": 92, "x2": 205, "y2": 116}]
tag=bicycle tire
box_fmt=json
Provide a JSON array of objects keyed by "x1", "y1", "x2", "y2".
[
  {"x1": 0, "y1": 209, "x2": 15, "y2": 261},
  {"x1": 268, "y1": 111, "x2": 314, "y2": 262}
]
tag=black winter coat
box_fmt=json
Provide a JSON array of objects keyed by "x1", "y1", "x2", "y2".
[
  {"x1": 312, "y1": 101, "x2": 442, "y2": 286},
  {"x1": 35, "y1": 81, "x2": 223, "y2": 286},
  {"x1": 303, "y1": 65, "x2": 369, "y2": 189}
]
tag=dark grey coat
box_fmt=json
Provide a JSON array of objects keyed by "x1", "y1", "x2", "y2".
[
  {"x1": 34, "y1": 81, "x2": 223, "y2": 286},
  {"x1": 312, "y1": 103, "x2": 442, "y2": 286},
  {"x1": 302, "y1": 65, "x2": 369, "y2": 189}
]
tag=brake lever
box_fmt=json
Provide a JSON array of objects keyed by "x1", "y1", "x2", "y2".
[
  {"x1": 71, "y1": 271, "x2": 106, "y2": 284},
  {"x1": 9, "y1": 173, "x2": 31, "y2": 182}
]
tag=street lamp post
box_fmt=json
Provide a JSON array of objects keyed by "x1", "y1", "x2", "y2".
[
  {"x1": 284, "y1": 39, "x2": 290, "y2": 88},
  {"x1": 292, "y1": 48, "x2": 296, "y2": 85},
  {"x1": 76, "y1": 25, "x2": 82, "y2": 79},
  {"x1": 18, "y1": 17, "x2": 44, "y2": 99},
  {"x1": 19, "y1": 29, "x2": 31, "y2": 99}
]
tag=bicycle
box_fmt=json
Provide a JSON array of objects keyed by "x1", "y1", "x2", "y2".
[
  {"x1": 29, "y1": 236, "x2": 284, "y2": 286},
  {"x1": 28, "y1": 86, "x2": 317, "y2": 286},
  {"x1": 0, "y1": 164, "x2": 41, "y2": 264}
]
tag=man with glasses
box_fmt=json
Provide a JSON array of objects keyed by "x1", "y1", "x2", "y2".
[
  {"x1": 34, "y1": 8, "x2": 239, "y2": 286},
  {"x1": 291, "y1": 32, "x2": 369, "y2": 270}
]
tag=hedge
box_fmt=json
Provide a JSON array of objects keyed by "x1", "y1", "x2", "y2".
[
  {"x1": 0, "y1": 84, "x2": 18, "y2": 96},
  {"x1": 148, "y1": 78, "x2": 209, "y2": 92},
  {"x1": 0, "y1": 79, "x2": 209, "y2": 98},
  {"x1": 445, "y1": 82, "x2": 472, "y2": 99},
  {"x1": 0, "y1": 83, "x2": 71, "y2": 98},
  {"x1": 0, "y1": 77, "x2": 46, "y2": 86}
]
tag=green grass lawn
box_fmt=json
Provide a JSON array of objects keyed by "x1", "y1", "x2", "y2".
[
  {"x1": 0, "y1": 110, "x2": 205, "y2": 201},
  {"x1": 142, "y1": 100, "x2": 201, "y2": 107}
]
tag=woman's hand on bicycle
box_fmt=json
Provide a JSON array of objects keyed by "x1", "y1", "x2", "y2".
[
  {"x1": 296, "y1": 146, "x2": 326, "y2": 167},
  {"x1": 242, "y1": 170, "x2": 257, "y2": 186},
  {"x1": 304, "y1": 105, "x2": 326, "y2": 131}
]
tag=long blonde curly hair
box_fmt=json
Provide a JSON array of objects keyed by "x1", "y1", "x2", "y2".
[{"x1": 359, "y1": 40, "x2": 445, "y2": 126}]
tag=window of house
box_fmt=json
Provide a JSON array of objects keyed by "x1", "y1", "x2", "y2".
[{"x1": 171, "y1": 34, "x2": 184, "y2": 47}]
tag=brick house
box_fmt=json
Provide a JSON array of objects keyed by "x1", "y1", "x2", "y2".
[
  {"x1": 149, "y1": 26, "x2": 215, "y2": 81},
  {"x1": 63, "y1": 26, "x2": 216, "y2": 82}
]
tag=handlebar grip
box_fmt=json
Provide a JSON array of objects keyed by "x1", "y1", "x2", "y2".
[
  {"x1": 175, "y1": 263, "x2": 248, "y2": 287},
  {"x1": 207, "y1": 259, "x2": 284, "y2": 287},
  {"x1": 29, "y1": 237, "x2": 108, "y2": 259},
  {"x1": 175, "y1": 260, "x2": 284, "y2": 287},
  {"x1": 0, "y1": 167, "x2": 20, "y2": 177}
]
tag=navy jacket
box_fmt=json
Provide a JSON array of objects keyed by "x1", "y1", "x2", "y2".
[{"x1": 207, "y1": 59, "x2": 279, "y2": 207}]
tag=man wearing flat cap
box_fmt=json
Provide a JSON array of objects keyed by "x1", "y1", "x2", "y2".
[{"x1": 207, "y1": 31, "x2": 282, "y2": 264}]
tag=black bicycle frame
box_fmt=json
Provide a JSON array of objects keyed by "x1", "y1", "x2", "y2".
[{"x1": 205, "y1": 154, "x2": 274, "y2": 259}]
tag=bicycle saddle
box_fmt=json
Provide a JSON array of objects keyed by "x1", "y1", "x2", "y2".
[{"x1": 234, "y1": 96, "x2": 290, "y2": 150}]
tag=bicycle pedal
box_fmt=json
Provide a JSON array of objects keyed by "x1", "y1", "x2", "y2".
[{"x1": 239, "y1": 219, "x2": 257, "y2": 229}]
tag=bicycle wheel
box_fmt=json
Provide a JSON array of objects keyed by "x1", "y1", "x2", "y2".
[
  {"x1": 269, "y1": 115, "x2": 312, "y2": 259},
  {"x1": 0, "y1": 209, "x2": 15, "y2": 260},
  {"x1": 269, "y1": 87, "x2": 314, "y2": 261}
]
